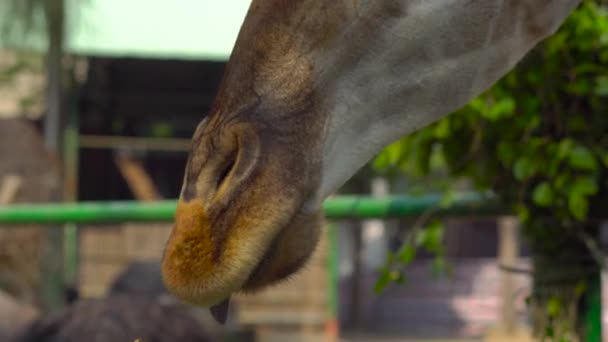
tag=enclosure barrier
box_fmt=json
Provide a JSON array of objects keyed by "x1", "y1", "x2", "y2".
[
  {"x1": 0, "y1": 192, "x2": 498, "y2": 224},
  {"x1": 0, "y1": 193, "x2": 601, "y2": 342}
]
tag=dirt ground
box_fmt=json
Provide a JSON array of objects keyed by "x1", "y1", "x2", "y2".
[
  {"x1": 341, "y1": 331, "x2": 536, "y2": 342},
  {"x1": 340, "y1": 324, "x2": 537, "y2": 342},
  {"x1": 341, "y1": 337, "x2": 480, "y2": 342},
  {"x1": 341, "y1": 337, "x2": 531, "y2": 342}
]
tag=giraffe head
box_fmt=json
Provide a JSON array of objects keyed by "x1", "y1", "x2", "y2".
[
  {"x1": 161, "y1": 0, "x2": 329, "y2": 310},
  {"x1": 161, "y1": 0, "x2": 580, "y2": 321}
]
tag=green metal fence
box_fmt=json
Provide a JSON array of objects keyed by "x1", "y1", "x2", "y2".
[
  {"x1": 0, "y1": 193, "x2": 601, "y2": 341},
  {"x1": 0, "y1": 193, "x2": 498, "y2": 224}
]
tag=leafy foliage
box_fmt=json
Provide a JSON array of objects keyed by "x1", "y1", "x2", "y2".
[
  {"x1": 376, "y1": 0, "x2": 608, "y2": 243},
  {"x1": 375, "y1": 218, "x2": 451, "y2": 294},
  {"x1": 378, "y1": 5, "x2": 608, "y2": 216},
  {"x1": 374, "y1": 1, "x2": 608, "y2": 339}
]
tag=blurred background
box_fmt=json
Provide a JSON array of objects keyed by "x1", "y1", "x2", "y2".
[{"x1": 0, "y1": 1, "x2": 607, "y2": 342}]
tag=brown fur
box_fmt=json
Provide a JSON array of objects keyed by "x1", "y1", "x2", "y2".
[
  {"x1": 162, "y1": 0, "x2": 581, "y2": 308},
  {"x1": 162, "y1": 1, "x2": 338, "y2": 306}
]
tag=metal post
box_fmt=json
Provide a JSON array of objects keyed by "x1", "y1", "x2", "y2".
[
  {"x1": 41, "y1": 0, "x2": 66, "y2": 312},
  {"x1": 62, "y1": 87, "x2": 79, "y2": 292},
  {"x1": 43, "y1": 0, "x2": 64, "y2": 152}
]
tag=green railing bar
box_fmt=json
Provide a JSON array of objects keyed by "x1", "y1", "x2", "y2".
[
  {"x1": 0, "y1": 193, "x2": 503, "y2": 225},
  {"x1": 323, "y1": 192, "x2": 502, "y2": 218},
  {"x1": 0, "y1": 193, "x2": 601, "y2": 340},
  {"x1": 0, "y1": 200, "x2": 178, "y2": 225}
]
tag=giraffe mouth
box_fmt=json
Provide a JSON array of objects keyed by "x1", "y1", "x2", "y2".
[
  {"x1": 162, "y1": 138, "x2": 322, "y2": 324},
  {"x1": 161, "y1": 117, "x2": 324, "y2": 324}
]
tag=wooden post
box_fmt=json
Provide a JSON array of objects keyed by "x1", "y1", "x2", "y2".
[
  {"x1": 0, "y1": 175, "x2": 22, "y2": 205},
  {"x1": 498, "y1": 216, "x2": 519, "y2": 335},
  {"x1": 114, "y1": 154, "x2": 162, "y2": 201}
]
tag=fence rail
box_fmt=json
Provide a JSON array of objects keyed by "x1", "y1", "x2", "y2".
[
  {"x1": 0, "y1": 192, "x2": 501, "y2": 224},
  {"x1": 0, "y1": 192, "x2": 601, "y2": 342}
]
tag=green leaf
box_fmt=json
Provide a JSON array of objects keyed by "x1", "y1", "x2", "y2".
[
  {"x1": 554, "y1": 172, "x2": 571, "y2": 191},
  {"x1": 516, "y1": 204, "x2": 530, "y2": 223},
  {"x1": 398, "y1": 245, "x2": 416, "y2": 264},
  {"x1": 468, "y1": 97, "x2": 486, "y2": 113},
  {"x1": 566, "y1": 78, "x2": 591, "y2": 95},
  {"x1": 545, "y1": 326, "x2": 555, "y2": 339},
  {"x1": 521, "y1": 95, "x2": 540, "y2": 113},
  {"x1": 386, "y1": 251, "x2": 397, "y2": 264},
  {"x1": 374, "y1": 270, "x2": 392, "y2": 294},
  {"x1": 415, "y1": 229, "x2": 428, "y2": 247},
  {"x1": 547, "y1": 155, "x2": 561, "y2": 177},
  {"x1": 513, "y1": 157, "x2": 535, "y2": 181},
  {"x1": 557, "y1": 139, "x2": 574, "y2": 160},
  {"x1": 546, "y1": 297, "x2": 561, "y2": 318},
  {"x1": 484, "y1": 98, "x2": 516, "y2": 120},
  {"x1": 525, "y1": 69, "x2": 543, "y2": 85},
  {"x1": 423, "y1": 221, "x2": 444, "y2": 253},
  {"x1": 546, "y1": 31, "x2": 568, "y2": 55},
  {"x1": 575, "y1": 281, "x2": 588, "y2": 297},
  {"x1": 532, "y1": 182, "x2": 554, "y2": 207},
  {"x1": 571, "y1": 176, "x2": 598, "y2": 196},
  {"x1": 498, "y1": 142, "x2": 516, "y2": 165},
  {"x1": 439, "y1": 188, "x2": 456, "y2": 208},
  {"x1": 433, "y1": 119, "x2": 451, "y2": 139},
  {"x1": 595, "y1": 75, "x2": 608, "y2": 96},
  {"x1": 601, "y1": 151, "x2": 608, "y2": 168},
  {"x1": 568, "y1": 116, "x2": 587, "y2": 132},
  {"x1": 374, "y1": 141, "x2": 403, "y2": 170},
  {"x1": 568, "y1": 146, "x2": 598, "y2": 171},
  {"x1": 392, "y1": 272, "x2": 406, "y2": 285},
  {"x1": 373, "y1": 150, "x2": 391, "y2": 170},
  {"x1": 568, "y1": 192, "x2": 589, "y2": 220},
  {"x1": 413, "y1": 135, "x2": 433, "y2": 176},
  {"x1": 429, "y1": 145, "x2": 447, "y2": 170}
]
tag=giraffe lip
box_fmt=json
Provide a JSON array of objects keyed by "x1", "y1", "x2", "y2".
[{"x1": 209, "y1": 296, "x2": 231, "y2": 325}]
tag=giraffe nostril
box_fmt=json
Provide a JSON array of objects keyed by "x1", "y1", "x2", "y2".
[{"x1": 216, "y1": 153, "x2": 236, "y2": 190}]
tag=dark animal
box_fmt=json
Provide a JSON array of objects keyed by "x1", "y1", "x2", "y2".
[
  {"x1": 108, "y1": 261, "x2": 168, "y2": 298},
  {"x1": 12, "y1": 262, "x2": 212, "y2": 342}
]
